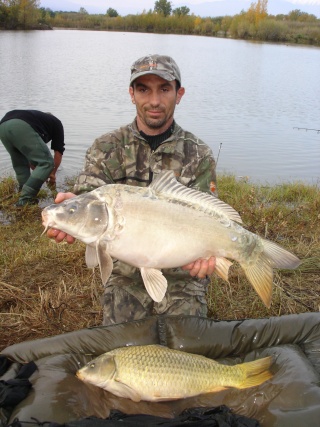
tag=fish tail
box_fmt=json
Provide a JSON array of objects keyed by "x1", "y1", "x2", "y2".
[
  {"x1": 240, "y1": 239, "x2": 300, "y2": 308},
  {"x1": 240, "y1": 252, "x2": 274, "y2": 308},
  {"x1": 261, "y1": 238, "x2": 301, "y2": 270},
  {"x1": 238, "y1": 356, "x2": 273, "y2": 389}
]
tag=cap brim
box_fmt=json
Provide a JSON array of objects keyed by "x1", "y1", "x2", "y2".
[{"x1": 130, "y1": 70, "x2": 177, "y2": 85}]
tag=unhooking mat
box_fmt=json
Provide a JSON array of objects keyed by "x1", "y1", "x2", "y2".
[{"x1": 1, "y1": 313, "x2": 320, "y2": 427}]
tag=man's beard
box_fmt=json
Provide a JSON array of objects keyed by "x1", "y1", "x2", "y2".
[
  {"x1": 144, "y1": 111, "x2": 167, "y2": 129},
  {"x1": 145, "y1": 117, "x2": 166, "y2": 129}
]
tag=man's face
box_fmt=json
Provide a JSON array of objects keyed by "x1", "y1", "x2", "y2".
[{"x1": 129, "y1": 74, "x2": 185, "y2": 135}]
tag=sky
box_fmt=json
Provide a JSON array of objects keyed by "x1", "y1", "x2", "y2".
[{"x1": 39, "y1": 0, "x2": 320, "y2": 18}]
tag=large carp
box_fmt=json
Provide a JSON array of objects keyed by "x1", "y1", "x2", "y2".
[
  {"x1": 42, "y1": 170, "x2": 300, "y2": 307},
  {"x1": 76, "y1": 344, "x2": 273, "y2": 402}
]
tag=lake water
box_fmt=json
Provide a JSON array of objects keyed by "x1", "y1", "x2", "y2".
[{"x1": 0, "y1": 29, "x2": 319, "y2": 189}]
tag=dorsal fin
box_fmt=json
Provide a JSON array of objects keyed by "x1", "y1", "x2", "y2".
[{"x1": 150, "y1": 170, "x2": 242, "y2": 224}]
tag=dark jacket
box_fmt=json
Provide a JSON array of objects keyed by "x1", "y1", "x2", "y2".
[{"x1": 0, "y1": 110, "x2": 65, "y2": 154}]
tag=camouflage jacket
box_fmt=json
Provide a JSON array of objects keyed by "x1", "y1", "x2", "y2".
[
  {"x1": 74, "y1": 120, "x2": 217, "y2": 195},
  {"x1": 73, "y1": 119, "x2": 217, "y2": 280}
]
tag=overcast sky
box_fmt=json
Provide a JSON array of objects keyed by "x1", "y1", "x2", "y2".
[{"x1": 39, "y1": 0, "x2": 320, "y2": 18}]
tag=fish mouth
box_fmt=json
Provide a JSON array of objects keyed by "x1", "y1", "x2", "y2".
[
  {"x1": 41, "y1": 211, "x2": 56, "y2": 235},
  {"x1": 76, "y1": 371, "x2": 84, "y2": 380}
]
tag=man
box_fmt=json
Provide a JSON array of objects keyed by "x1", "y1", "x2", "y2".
[
  {"x1": 47, "y1": 54, "x2": 217, "y2": 325},
  {"x1": 0, "y1": 110, "x2": 65, "y2": 206}
]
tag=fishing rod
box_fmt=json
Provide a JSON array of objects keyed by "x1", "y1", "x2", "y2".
[
  {"x1": 216, "y1": 142, "x2": 222, "y2": 166},
  {"x1": 293, "y1": 127, "x2": 320, "y2": 133}
]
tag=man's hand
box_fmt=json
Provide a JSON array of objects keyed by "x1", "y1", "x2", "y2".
[
  {"x1": 46, "y1": 192, "x2": 76, "y2": 244},
  {"x1": 181, "y1": 257, "x2": 216, "y2": 279},
  {"x1": 47, "y1": 171, "x2": 56, "y2": 185},
  {"x1": 47, "y1": 172, "x2": 57, "y2": 190},
  {"x1": 47, "y1": 151, "x2": 63, "y2": 188}
]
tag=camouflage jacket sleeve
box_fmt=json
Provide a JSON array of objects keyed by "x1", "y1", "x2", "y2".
[{"x1": 73, "y1": 128, "x2": 130, "y2": 194}]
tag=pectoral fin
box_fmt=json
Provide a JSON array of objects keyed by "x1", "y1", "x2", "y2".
[
  {"x1": 96, "y1": 240, "x2": 114, "y2": 285},
  {"x1": 85, "y1": 245, "x2": 99, "y2": 268},
  {"x1": 111, "y1": 379, "x2": 143, "y2": 402},
  {"x1": 140, "y1": 267, "x2": 167, "y2": 303}
]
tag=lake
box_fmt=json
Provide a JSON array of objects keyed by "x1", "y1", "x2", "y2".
[{"x1": 0, "y1": 29, "x2": 319, "y2": 189}]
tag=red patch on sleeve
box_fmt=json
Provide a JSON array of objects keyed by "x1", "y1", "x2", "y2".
[{"x1": 210, "y1": 181, "x2": 216, "y2": 193}]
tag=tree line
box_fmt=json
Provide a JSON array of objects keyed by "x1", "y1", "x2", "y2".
[{"x1": 1, "y1": 0, "x2": 319, "y2": 46}]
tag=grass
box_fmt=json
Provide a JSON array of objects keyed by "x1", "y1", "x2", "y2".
[{"x1": 0, "y1": 174, "x2": 319, "y2": 351}]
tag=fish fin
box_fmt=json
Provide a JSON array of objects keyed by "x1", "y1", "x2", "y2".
[
  {"x1": 85, "y1": 245, "x2": 99, "y2": 268},
  {"x1": 238, "y1": 356, "x2": 273, "y2": 389},
  {"x1": 214, "y1": 257, "x2": 233, "y2": 282},
  {"x1": 96, "y1": 241, "x2": 114, "y2": 285},
  {"x1": 140, "y1": 267, "x2": 167, "y2": 302},
  {"x1": 152, "y1": 387, "x2": 227, "y2": 400},
  {"x1": 205, "y1": 386, "x2": 227, "y2": 394},
  {"x1": 112, "y1": 379, "x2": 142, "y2": 402},
  {"x1": 261, "y1": 238, "x2": 301, "y2": 269},
  {"x1": 240, "y1": 253, "x2": 274, "y2": 308},
  {"x1": 150, "y1": 170, "x2": 243, "y2": 224},
  {"x1": 150, "y1": 394, "x2": 184, "y2": 401},
  {"x1": 241, "y1": 239, "x2": 300, "y2": 308}
]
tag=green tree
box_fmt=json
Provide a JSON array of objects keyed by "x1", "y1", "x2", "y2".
[
  {"x1": 172, "y1": 6, "x2": 190, "y2": 16},
  {"x1": 256, "y1": 19, "x2": 286, "y2": 41},
  {"x1": 221, "y1": 15, "x2": 232, "y2": 35},
  {"x1": 38, "y1": 6, "x2": 54, "y2": 18},
  {"x1": 107, "y1": 7, "x2": 118, "y2": 17},
  {"x1": 0, "y1": 1, "x2": 10, "y2": 27},
  {"x1": 79, "y1": 7, "x2": 88, "y2": 14},
  {"x1": 288, "y1": 9, "x2": 317, "y2": 22},
  {"x1": 154, "y1": 0, "x2": 172, "y2": 17},
  {"x1": 2, "y1": 0, "x2": 18, "y2": 29},
  {"x1": 19, "y1": 0, "x2": 40, "y2": 28}
]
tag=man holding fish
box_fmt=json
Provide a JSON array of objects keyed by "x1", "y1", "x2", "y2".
[{"x1": 47, "y1": 54, "x2": 218, "y2": 324}]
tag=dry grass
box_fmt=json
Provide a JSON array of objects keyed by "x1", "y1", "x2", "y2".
[
  {"x1": 207, "y1": 175, "x2": 320, "y2": 319},
  {"x1": 0, "y1": 178, "x2": 103, "y2": 350},
  {"x1": 0, "y1": 175, "x2": 319, "y2": 351}
]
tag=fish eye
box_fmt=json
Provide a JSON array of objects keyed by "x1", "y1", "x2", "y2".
[
  {"x1": 90, "y1": 363, "x2": 95, "y2": 369},
  {"x1": 68, "y1": 205, "x2": 77, "y2": 214}
]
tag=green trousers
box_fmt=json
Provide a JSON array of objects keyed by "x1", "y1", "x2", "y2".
[{"x1": 0, "y1": 119, "x2": 54, "y2": 201}]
